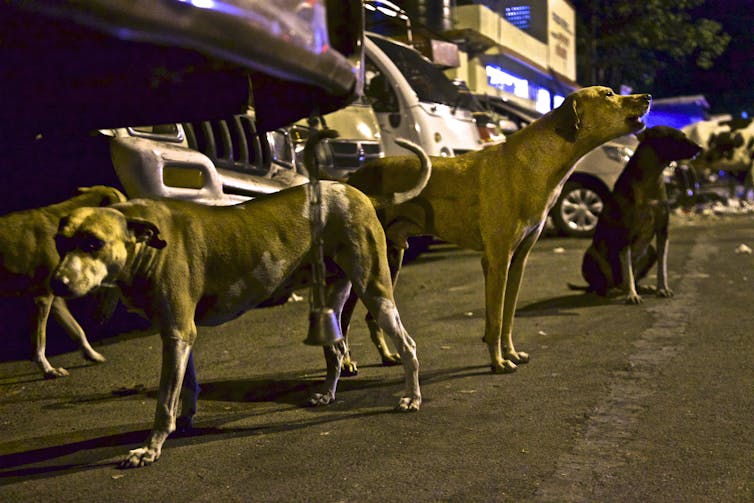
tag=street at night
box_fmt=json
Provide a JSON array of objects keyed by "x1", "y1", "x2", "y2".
[{"x1": 1, "y1": 212, "x2": 752, "y2": 502}]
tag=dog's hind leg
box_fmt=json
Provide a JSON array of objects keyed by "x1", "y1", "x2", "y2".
[
  {"x1": 364, "y1": 296, "x2": 421, "y2": 411},
  {"x1": 50, "y1": 296, "x2": 106, "y2": 364},
  {"x1": 32, "y1": 294, "x2": 68, "y2": 378},
  {"x1": 121, "y1": 323, "x2": 194, "y2": 468},
  {"x1": 339, "y1": 290, "x2": 361, "y2": 376},
  {"x1": 363, "y1": 244, "x2": 404, "y2": 366},
  {"x1": 340, "y1": 245, "x2": 404, "y2": 376},
  {"x1": 581, "y1": 245, "x2": 613, "y2": 296}
]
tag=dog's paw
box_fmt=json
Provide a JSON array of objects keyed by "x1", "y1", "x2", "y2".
[
  {"x1": 120, "y1": 447, "x2": 160, "y2": 468},
  {"x1": 84, "y1": 349, "x2": 107, "y2": 363},
  {"x1": 308, "y1": 393, "x2": 335, "y2": 407},
  {"x1": 341, "y1": 361, "x2": 359, "y2": 377},
  {"x1": 656, "y1": 288, "x2": 674, "y2": 298},
  {"x1": 381, "y1": 353, "x2": 402, "y2": 367},
  {"x1": 396, "y1": 395, "x2": 421, "y2": 412},
  {"x1": 491, "y1": 359, "x2": 518, "y2": 374},
  {"x1": 505, "y1": 350, "x2": 530, "y2": 365},
  {"x1": 625, "y1": 293, "x2": 643, "y2": 305},
  {"x1": 44, "y1": 367, "x2": 70, "y2": 379}
]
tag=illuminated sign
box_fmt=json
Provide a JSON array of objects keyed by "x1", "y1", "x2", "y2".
[{"x1": 485, "y1": 65, "x2": 528, "y2": 98}]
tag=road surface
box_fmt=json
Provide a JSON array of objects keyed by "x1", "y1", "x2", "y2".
[{"x1": 1, "y1": 212, "x2": 752, "y2": 502}]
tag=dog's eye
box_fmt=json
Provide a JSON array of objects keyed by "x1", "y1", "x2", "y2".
[
  {"x1": 605, "y1": 90, "x2": 614, "y2": 97},
  {"x1": 55, "y1": 235, "x2": 74, "y2": 254},
  {"x1": 81, "y1": 237, "x2": 105, "y2": 253}
]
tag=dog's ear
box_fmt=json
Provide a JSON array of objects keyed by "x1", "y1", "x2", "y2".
[
  {"x1": 127, "y1": 218, "x2": 167, "y2": 249},
  {"x1": 554, "y1": 95, "x2": 581, "y2": 142}
]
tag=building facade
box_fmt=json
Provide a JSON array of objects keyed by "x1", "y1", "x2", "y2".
[{"x1": 445, "y1": 0, "x2": 578, "y2": 112}]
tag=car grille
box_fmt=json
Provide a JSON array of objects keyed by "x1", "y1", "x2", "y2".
[
  {"x1": 182, "y1": 116, "x2": 270, "y2": 176},
  {"x1": 325, "y1": 139, "x2": 383, "y2": 172}
]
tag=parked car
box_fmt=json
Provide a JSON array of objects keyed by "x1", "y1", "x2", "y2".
[
  {"x1": 364, "y1": 32, "x2": 482, "y2": 157},
  {"x1": 290, "y1": 98, "x2": 384, "y2": 180},
  {"x1": 474, "y1": 94, "x2": 637, "y2": 237},
  {"x1": 105, "y1": 112, "x2": 308, "y2": 206}
]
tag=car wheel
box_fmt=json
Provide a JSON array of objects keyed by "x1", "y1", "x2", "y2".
[{"x1": 552, "y1": 179, "x2": 608, "y2": 237}]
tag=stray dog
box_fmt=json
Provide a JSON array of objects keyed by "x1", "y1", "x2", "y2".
[
  {"x1": 0, "y1": 186, "x2": 126, "y2": 378},
  {"x1": 570, "y1": 126, "x2": 702, "y2": 303},
  {"x1": 51, "y1": 130, "x2": 427, "y2": 468},
  {"x1": 344, "y1": 86, "x2": 651, "y2": 373}
]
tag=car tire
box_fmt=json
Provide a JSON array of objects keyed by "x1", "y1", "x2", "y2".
[{"x1": 552, "y1": 179, "x2": 608, "y2": 238}]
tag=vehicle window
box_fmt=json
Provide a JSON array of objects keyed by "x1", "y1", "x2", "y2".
[
  {"x1": 365, "y1": 59, "x2": 399, "y2": 113},
  {"x1": 368, "y1": 35, "x2": 462, "y2": 107}
]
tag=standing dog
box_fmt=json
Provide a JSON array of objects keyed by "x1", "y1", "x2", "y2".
[
  {"x1": 1, "y1": 186, "x2": 126, "y2": 378},
  {"x1": 570, "y1": 126, "x2": 702, "y2": 303},
  {"x1": 51, "y1": 130, "x2": 426, "y2": 468},
  {"x1": 343, "y1": 86, "x2": 651, "y2": 373}
]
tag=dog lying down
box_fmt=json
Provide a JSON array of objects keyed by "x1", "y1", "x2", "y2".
[
  {"x1": 342, "y1": 86, "x2": 652, "y2": 374},
  {"x1": 0, "y1": 186, "x2": 126, "y2": 378},
  {"x1": 569, "y1": 126, "x2": 702, "y2": 303},
  {"x1": 51, "y1": 129, "x2": 427, "y2": 468}
]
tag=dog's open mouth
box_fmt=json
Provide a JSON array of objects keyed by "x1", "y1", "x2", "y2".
[{"x1": 626, "y1": 114, "x2": 647, "y2": 129}]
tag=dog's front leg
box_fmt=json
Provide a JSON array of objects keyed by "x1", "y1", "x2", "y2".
[
  {"x1": 32, "y1": 294, "x2": 68, "y2": 378},
  {"x1": 620, "y1": 247, "x2": 642, "y2": 304},
  {"x1": 50, "y1": 297, "x2": 106, "y2": 364},
  {"x1": 499, "y1": 232, "x2": 537, "y2": 367},
  {"x1": 481, "y1": 252, "x2": 518, "y2": 374},
  {"x1": 309, "y1": 340, "x2": 347, "y2": 406},
  {"x1": 655, "y1": 229, "x2": 673, "y2": 298},
  {"x1": 121, "y1": 325, "x2": 194, "y2": 468}
]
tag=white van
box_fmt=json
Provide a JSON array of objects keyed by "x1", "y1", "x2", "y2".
[{"x1": 364, "y1": 32, "x2": 482, "y2": 157}]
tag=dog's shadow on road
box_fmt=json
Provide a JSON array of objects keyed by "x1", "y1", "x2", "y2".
[
  {"x1": 516, "y1": 292, "x2": 614, "y2": 317},
  {"x1": 0, "y1": 364, "x2": 488, "y2": 482}
]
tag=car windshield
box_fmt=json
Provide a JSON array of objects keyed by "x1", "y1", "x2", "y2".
[{"x1": 368, "y1": 35, "x2": 462, "y2": 107}]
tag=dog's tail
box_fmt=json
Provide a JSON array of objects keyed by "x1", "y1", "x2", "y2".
[
  {"x1": 369, "y1": 138, "x2": 431, "y2": 210},
  {"x1": 567, "y1": 282, "x2": 591, "y2": 292}
]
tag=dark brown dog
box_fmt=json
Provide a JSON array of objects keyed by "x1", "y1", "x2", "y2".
[
  {"x1": 343, "y1": 86, "x2": 651, "y2": 373},
  {"x1": 1, "y1": 186, "x2": 126, "y2": 377},
  {"x1": 572, "y1": 126, "x2": 702, "y2": 303}
]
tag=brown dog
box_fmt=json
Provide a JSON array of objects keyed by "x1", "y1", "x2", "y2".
[
  {"x1": 1, "y1": 186, "x2": 126, "y2": 378},
  {"x1": 571, "y1": 126, "x2": 702, "y2": 302},
  {"x1": 343, "y1": 86, "x2": 651, "y2": 373},
  {"x1": 50, "y1": 130, "x2": 426, "y2": 468}
]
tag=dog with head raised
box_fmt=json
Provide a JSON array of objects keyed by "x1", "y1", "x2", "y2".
[
  {"x1": 342, "y1": 86, "x2": 651, "y2": 373},
  {"x1": 51, "y1": 130, "x2": 426, "y2": 468},
  {"x1": 0, "y1": 186, "x2": 126, "y2": 378},
  {"x1": 572, "y1": 126, "x2": 702, "y2": 302}
]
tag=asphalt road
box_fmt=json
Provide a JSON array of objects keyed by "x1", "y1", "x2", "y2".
[{"x1": 1, "y1": 212, "x2": 752, "y2": 502}]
